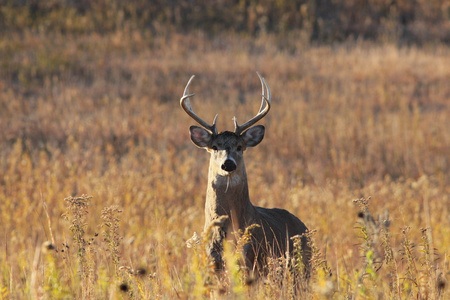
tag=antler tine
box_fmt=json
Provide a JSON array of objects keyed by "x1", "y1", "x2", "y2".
[
  {"x1": 234, "y1": 72, "x2": 271, "y2": 135},
  {"x1": 180, "y1": 75, "x2": 218, "y2": 135}
]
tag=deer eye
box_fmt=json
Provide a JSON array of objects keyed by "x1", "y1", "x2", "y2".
[
  {"x1": 236, "y1": 146, "x2": 242, "y2": 151},
  {"x1": 212, "y1": 146, "x2": 218, "y2": 151}
]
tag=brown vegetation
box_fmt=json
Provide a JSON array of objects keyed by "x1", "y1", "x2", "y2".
[{"x1": 0, "y1": 4, "x2": 449, "y2": 298}]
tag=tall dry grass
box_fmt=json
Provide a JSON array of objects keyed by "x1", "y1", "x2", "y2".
[{"x1": 0, "y1": 30, "x2": 449, "y2": 298}]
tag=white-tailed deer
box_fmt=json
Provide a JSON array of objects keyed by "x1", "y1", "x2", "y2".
[{"x1": 181, "y1": 72, "x2": 309, "y2": 274}]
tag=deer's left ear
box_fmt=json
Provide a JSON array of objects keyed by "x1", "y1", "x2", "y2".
[{"x1": 242, "y1": 125, "x2": 265, "y2": 147}]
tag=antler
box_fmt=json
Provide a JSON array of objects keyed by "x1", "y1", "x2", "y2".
[
  {"x1": 180, "y1": 75, "x2": 218, "y2": 135},
  {"x1": 234, "y1": 72, "x2": 271, "y2": 135}
]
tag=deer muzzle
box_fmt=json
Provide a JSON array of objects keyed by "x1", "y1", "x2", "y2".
[{"x1": 221, "y1": 159, "x2": 237, "y2": 172}]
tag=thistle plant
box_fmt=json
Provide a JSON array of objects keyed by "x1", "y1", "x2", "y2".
[{"x1": 62, "y1": 195, "x2": 95, "y2": 298}]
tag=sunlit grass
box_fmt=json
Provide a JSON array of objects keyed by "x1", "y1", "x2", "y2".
[{"x1": 0, "y1": 30, "x2": 448, "y2": 298}]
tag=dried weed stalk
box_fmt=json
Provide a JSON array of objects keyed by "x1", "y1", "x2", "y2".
[
  {"x1": 62, "y1": 194, "x2": 95, "y2": 298},
  {"x1": 101, "y1": 205, "x2": 123, "y2": 274}
]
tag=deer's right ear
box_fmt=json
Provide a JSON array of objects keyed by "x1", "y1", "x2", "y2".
[{"x1": 189, "y1": 126, "x2": 212, "y2": 148}]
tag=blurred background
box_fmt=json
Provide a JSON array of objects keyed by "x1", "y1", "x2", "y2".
[
  {"x1": 0, "y1": 1, "x2": 449, "y2": 298},
  {"x1": 1, "y1": 0, "x2": 449, "y2": 44}
]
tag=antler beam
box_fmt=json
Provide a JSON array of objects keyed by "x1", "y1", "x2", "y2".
[
  {"x1": 234, "y1": 72, "x2": 271, "y2": 135},
  {"x1": 180, "y1": 75, "x2": 218, "y2": 135}
]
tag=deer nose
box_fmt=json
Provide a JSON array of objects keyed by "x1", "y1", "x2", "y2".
[{"x1": 221, "y1": 159, "x2": 236, "y2": 172}]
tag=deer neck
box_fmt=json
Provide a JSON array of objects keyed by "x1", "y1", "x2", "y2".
[{"x1": 204, "y1": 159, "x2": 258, "y2": 230}]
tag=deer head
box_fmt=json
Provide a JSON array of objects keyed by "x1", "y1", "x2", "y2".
[{"x1": 180, "y1": 72, "x2": 271, "y2": 177}]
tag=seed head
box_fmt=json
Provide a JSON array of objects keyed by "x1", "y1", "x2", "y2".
[
  {"x1": 135, "y1": 267, "x2": 147, "y2": 277},
  {"x1": 119, "y1": 283, "x2": 129, "y2": 292},
  {"x1": 42, "y1": 241, "x2": 56, "y2": 252}
]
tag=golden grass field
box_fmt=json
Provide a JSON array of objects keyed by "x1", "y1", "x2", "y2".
[{"x1": 0, "y1": 28, "x2": 449, "y2": 298}]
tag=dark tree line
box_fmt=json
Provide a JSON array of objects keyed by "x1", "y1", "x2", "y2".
[{"x1": 1, "y1": 0, "x2": 448, "y2": 44}]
